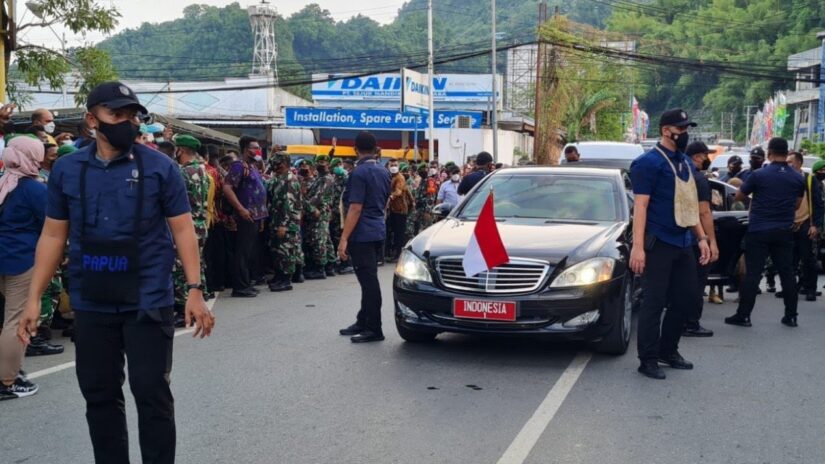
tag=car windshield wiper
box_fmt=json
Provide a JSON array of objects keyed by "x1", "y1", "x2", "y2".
[
  {"x1": 544, "y1": 219, "x2": 601, "y2": 225},
  {"x1": 458, "y1": 216, "x2": 506, "y2": 221}
]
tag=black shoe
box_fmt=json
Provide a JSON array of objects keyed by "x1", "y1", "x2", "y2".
[
  {"x1": 25, "y1": 336, "x2": 64, "y2": 357},
  {"x1": 325, "y1": 265, "x2": 337, "y2": 277},
  {"x1": 726, "y1": 286, "x2": 739, "y2": 293},
  {"x1": 268, "y1": 279, "x2": 293, "y2": 292},
  {"x1": 253, "y1": 278, "x2": 266, "y2": 286},
  {"x1": 351, "y1": 330, "x2": 385, "y2": 343},
  {"x1": 292, "y1": 273, "x2": 305, "y2": 283},
  {"x1": 0, "y1": 377, "x2": 39, "y2": 401},
  {"x1": 337, "y1": 265, "x2": 355, "y2": 275},
  {"x1": 174, "y1": 312, "x2": 186, "y2": 328},
  {"x1": 231, "y1": 289, "x2": 258, "y2": 298},
  {"x1": 658, "y1": 352, "x2": 694, "y2": 370},
  {"x1": 775, "y1": 291, "x2": 785, "y2": 298},
  {"x1": 304, "y1": 268, "x2": 327, "y2": 280},
  {"x1": 724, "y1": 314, "x2": 752, "y2": 327},
  {"x1": 377, "y1": 260, "x2": 385, "y2": 267},
  {"x1": 806, "y1": 292, "x2": 817, "y2": 302},
  {"x1": 683, "y1": 325, "x2": 714, "y2": 337},
  {"x1": 637, "y1": 361, "x2": 666, "y2": 380},
  {"x1": 766, "y1": 286, "x2": 776, "y2": 293},
  {"x1": 339, "y1": 323, "x2": 364, "y2": 336},
  {"x1": 781, "y1": 315, "x2": 798, "y2": 327}
]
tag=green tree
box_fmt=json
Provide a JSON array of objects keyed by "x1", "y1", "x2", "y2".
[{"x1": 8, "y1": 0, "x2": 120, "y2": 105}]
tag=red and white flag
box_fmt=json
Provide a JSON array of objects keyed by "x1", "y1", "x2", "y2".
[{"x1": 462, "y1": 191, "x2": 510, "y2": 277}]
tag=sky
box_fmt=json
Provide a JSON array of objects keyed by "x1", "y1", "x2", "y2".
[{"x1": 17, "y1": 0, "x2": 408, "y2": 49}]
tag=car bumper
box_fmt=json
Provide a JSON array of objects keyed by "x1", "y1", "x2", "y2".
[{"x1": 393, "y1": 274, "x2": 626, "y2": 341}]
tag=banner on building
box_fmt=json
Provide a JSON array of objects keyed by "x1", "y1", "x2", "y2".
[
  {"x1": 749, "y1": 93, "x2": 788, "y2": 147},
  {"x1": 311, "y1": 73, "x2": 501, "y2": 103},
  {"x1": 285, "y1": 107, "x2": 482, "y2": 130}
]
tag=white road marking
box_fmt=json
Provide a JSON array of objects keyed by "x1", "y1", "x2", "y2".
[
  {"x1": 26, "y1": 297, "x2": 218, "y2": 380},
  {"x1": 496, "y1": 352, "x2": 593, "y2": 464}
]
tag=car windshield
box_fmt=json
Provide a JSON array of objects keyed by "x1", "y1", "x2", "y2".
[{"x1": 457, "y1": 174, "x2": 623, "y2": 222}]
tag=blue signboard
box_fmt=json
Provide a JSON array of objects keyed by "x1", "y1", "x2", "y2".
[{"x1": 285, "y1": 107, "x2": 482, "y2": 130}]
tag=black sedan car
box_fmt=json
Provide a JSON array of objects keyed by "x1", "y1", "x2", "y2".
[{"x1": 393, "y1": 167, "x2": 635, "y2": 354}]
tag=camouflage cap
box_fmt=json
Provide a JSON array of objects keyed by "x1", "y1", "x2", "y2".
[
  {"x1": 174, "y1": 134, "x2": 201, "y2": 150},
  {"x1": 315, "y1": 154, "x2": 330, "y2": 163},
  {"x1": 330, "y1": 158, "x2": 342, "y2": 167}
]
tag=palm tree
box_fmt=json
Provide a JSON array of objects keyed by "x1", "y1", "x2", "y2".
[{"x1": 565, "y1": 89, "x2": 615, "y2": 142}]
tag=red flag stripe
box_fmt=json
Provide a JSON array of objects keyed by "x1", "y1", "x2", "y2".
[{"x1": 474, "y1": 192, "x2": 509, "y2": 269}]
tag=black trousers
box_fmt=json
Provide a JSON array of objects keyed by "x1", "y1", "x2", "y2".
[
  {"x1": 737, "y1": 229, "x2": 797, "y2": 318},
  {"x1": 74, "y1": 308, "x2": 175, "y2": 464},
  {"x1": 388, "y1": 213, "x2": 408, "y2": 259},
  {"x1": 793, "y1": 226, "x2": 818, "y2": 293},
  {"x1": 350, "y1": 240, "x2": 383, "y2": 333},
  {"x1": 687, "y1": 245, "x2": 710, "y2": 329},
  {"x1": 204, "y1": 224, "x2": 230, "y2": 291},
  {"x1": 232, "y1": 218, "x2": 258, "y2": 291},
  {"x1": 637, "y1": 240, "x2": 697, "y2": 362}
]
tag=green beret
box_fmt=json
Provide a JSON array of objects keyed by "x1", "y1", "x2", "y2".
[
  {"x1": 330, "y1": 158, "x2": 342, "y2": 168},
  {"x1": 57, "y1": 144, "x2": 78, "y2": 157},
  {"x1": 813, "y1": 159, "x2": 825, "y2": 173},
  {"x1": 174, "y1": 134, "x2": 201, "y2": 151},
  {"x1": 5, "y1": 133, "x2": 39, "y2": 143},
  {"x1": 316, "y1": 154, "x2": 330, "y2": 163},
  {"x1": 399, "y1": 162, "x2": 409, "y2": 171},
  {"x1": 303, "y1": 158, "x2": 315, "y2": 167}
]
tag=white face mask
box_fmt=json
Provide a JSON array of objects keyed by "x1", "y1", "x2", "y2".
[
  {"x1": 44, "y1": 122, "x2": 56, "y2": 134},
  {"x1": 428, "y1": 168, "x2": 437, "y2": 176},
  {"x1": 389, "y1": 166, "x2": 399, "y2": 174},
  {"x1": 254, "y1": 155, "x2": 263, "y2": 162},
  {"x1": 451, "y1": 174, "x2": 460, "y2": 182},
  {"x1": 62, "y1": 140, "x2": 74, "y2": 146}
]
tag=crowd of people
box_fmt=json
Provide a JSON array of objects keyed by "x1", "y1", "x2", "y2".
[
  {"x1": 0, "y1": 84, "x2": 500, "y2": 404},
  {"x1": 628, "y1": 108, "x2": 824, "y2": 380}
]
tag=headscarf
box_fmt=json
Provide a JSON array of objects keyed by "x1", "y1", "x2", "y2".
[{"x1": 0, "y1": 136, "x2": 45, "y2": 205}]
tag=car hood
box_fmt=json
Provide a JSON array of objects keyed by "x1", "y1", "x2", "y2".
[{"x1": 410, "y1": 218, "x2": 627, "y2": 265}]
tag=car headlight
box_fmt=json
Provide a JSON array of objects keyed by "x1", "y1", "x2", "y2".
[
  {"x1": 549, "y1": 258, "x2": 615, "y2": 288},
  {"x1": 395, "y1": 250, "x2": 432, "y2": 283}
]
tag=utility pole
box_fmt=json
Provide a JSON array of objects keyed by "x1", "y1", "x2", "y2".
[
  {"x1": 533, "y1": 1, "x2": 547, "y2": 162},
  {"x1": 491, "y1": 0, "x2": 499, "y2": 162},
  {"x1": 427, "y1": 0, "x2": 435, "y2": 162},
  {"x1": 0, "y1": 0, "x2": 15, "y2": 103},
  {"x1": 744, "y1": 105, "x2": 758, "y2": 148}
]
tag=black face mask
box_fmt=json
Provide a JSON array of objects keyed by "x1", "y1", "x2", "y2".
[
  {"x1": 299, "y1": 169, "x2": 309, "y2": 177},
  {"x1": 671, "y1": 131, "x2": 690, "y2": 152},
  {"x1": 97, "y1": 119, "x2": 140, "y2": 151},
  {"x1": 816, "y1": 173, "x2": 825, "y2": 182},
  {"x1": 701, "y1": 159, "x2": 711, "y2": 171},
  {"x1": 317, "y1": 166, "x2": 328, "y2": 175}
]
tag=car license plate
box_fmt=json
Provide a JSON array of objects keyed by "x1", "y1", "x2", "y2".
[{"x1": 453, "y1": 299, "x2": 517, "y2": 322}]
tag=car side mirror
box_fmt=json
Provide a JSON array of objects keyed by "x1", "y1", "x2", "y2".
[{"x1": 432, "y1": 203, "x2": 453, "y2": 220}]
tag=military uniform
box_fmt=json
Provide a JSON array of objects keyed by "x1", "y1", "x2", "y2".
[
  {"x1": 267, "y1": 164, "x2": 304, "y2": 286},
  {"x1": 172, "y1": 156, "x2": 209, "y2": 307},
  {"x1": 412, "y1": 173, "x2": 437, "y2": 234},
  {"x1": 304, "y1": 169, "x2": 336, "y2": 276}
]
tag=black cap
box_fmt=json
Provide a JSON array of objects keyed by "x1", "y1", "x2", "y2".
[
  {"x1": 354, "y1": 131, "x2": 377, "y2": 153},
  {"x1": 659, "y1": 108, "x2": 697, "y2": 128},
  {"x1": 476, "y1": 151, "x2": 493, "y2": 165},
  {"x1": 728, "y1": 155, "x2": 743, "y2": 166},
  {"x1": 749, "y1": 146, "x2": 766, "y2": 158},
  {"x1": 686, "y1": 141, "x2": 712, "y2": 157},
  {"x1": 86, "y1": 81, "x2": 148, "y2": 114},
  {"x1": 767, "y1": 138, "x2": 788, "y2": 155}
]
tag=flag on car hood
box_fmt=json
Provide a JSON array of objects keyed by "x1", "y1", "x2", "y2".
[{"x1": 462, "y1": 191, "x2": 510, "y2": 277}]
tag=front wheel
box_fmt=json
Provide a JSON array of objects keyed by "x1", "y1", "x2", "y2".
[
  {"x1": 396, "y1": 321, "x2": 438, "y2": 343},
  {"x1": 594, "y1": 275, "x2": 633, "y2": 355}
]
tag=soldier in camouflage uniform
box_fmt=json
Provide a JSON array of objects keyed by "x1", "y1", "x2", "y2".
[
  {"x1": 329, "y1": 158, "x2": 354, "y2": 274},
  {"x1": 400, "y1": 163, "x2": 418, "y2": 239},
  {"x1": 412, "y1": 162, "x2": 437, "y2": 234},
  {"x1": 171, "y1": 135, "x2": 209, "y2": 322},
  {"x1": 303, "y1": 155, "x2": 336, "y2": 279},
  {"x1": 265, "y1": 153, "x2": 304, "y2": 291}
]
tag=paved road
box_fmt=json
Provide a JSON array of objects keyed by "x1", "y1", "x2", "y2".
[{"x1": 4, "y1": 268, "x2": 825, "y2": 463}]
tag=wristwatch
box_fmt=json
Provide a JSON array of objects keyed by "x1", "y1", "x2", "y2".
[{"x1": 186, "y1": 283, "x2": 205, "y2": 292}]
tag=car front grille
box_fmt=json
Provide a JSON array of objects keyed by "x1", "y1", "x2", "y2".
[{"x1": 435, "y1": 257, "x2": 551, "y2": 294}]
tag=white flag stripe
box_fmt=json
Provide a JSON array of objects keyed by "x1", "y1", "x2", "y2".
[{"x1": 462, "y1": 232, "x2": 488, "y2": 277}]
